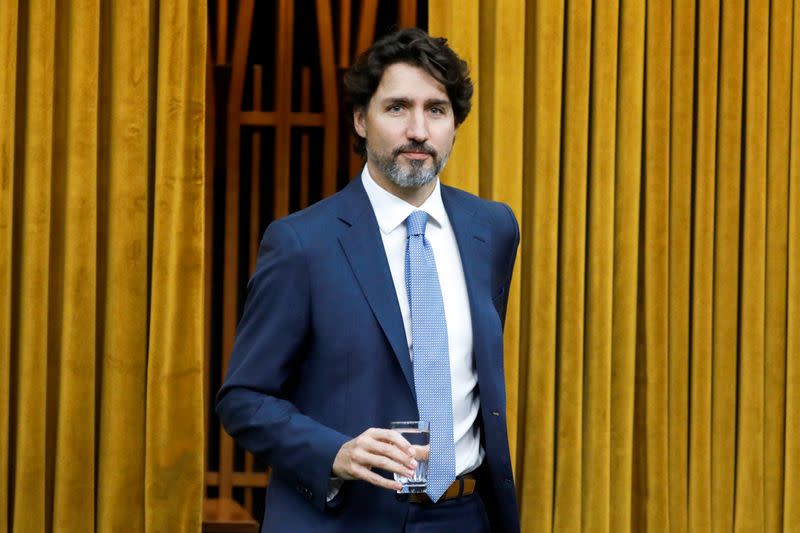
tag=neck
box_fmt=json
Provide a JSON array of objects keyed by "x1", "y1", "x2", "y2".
[{"x1": 367, "y1": 162, "x2": 437, "y2": 207}]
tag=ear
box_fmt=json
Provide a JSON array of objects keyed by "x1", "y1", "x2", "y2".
[{"x1": 353, "y1": 107, "x2": 367, "y2": 138}]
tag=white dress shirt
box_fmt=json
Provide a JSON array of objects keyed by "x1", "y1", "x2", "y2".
[{"x1": 361, "y1": 166, "x2": 484, "y2": 476}]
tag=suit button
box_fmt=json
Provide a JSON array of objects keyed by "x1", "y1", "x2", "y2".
[{"x1": 492, "y1": 411, "x2": 500, "y2": 417}]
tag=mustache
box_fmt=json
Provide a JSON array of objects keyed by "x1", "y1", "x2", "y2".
[{"x1": 392, "y1": 142, "x2": 437, "y2": 159}]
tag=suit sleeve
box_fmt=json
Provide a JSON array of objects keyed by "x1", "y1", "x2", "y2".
[
  {"x1": 215, "y1": 219, "x2": 350, "y2": 512},
  {"x1": 496, "y1": 203, "x2": 520, "y2": 327}
]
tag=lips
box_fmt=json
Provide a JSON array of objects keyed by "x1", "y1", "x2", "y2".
[
  {"x1": 401, "y1": 152, "x2": 432, "y2": 160},
  {"x1": 393, "y1": 143, "x2": 437, "y2": 160}
]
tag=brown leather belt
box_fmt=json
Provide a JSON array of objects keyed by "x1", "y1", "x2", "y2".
[{"x1": 407, "y1": 474, "x2": 477, "y2": 504}]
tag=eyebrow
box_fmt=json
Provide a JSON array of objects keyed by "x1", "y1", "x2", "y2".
[
  {"x1": 380, "y1": 97, "x2": 452, "y2": 108},
  {"x1": 425, "y1": 99, "x2": 451, "y2": 108}
]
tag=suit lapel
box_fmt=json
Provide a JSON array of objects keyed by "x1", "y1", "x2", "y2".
[
  {"x1": 336, "y1": 179, "x2": 416, "y2": 398},
  {"x1": 441, "y1": 186, "x2": 494, "y2": 383}
]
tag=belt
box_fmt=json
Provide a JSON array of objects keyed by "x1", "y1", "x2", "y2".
[{"x1": 407, "y1": 474, "x2": 477, "y2": 504}]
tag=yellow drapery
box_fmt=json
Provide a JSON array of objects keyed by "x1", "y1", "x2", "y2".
[
  {"x1": 431, "y1": 1, "x2": 800, "y2": 531},
  {"x1": 0, "y1": 1, "x2": 206, "y2": 531}
]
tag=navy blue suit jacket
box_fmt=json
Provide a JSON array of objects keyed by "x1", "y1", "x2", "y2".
[{"x1": 217, "y1": 177, "x2": 520, "y2": 532}]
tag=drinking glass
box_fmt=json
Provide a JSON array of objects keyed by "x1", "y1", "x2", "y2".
[{"x1": 390, "y1": 420, "x2": 430, "y2": 493}]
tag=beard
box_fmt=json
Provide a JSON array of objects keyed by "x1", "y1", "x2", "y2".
[{"x1": 366, "y1": 141, "x2": 451, "y2": 188}]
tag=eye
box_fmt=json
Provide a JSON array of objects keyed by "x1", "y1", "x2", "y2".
[
  {"x1": 429, "y1": 106, "x2": 445, "y2": 116},
  {"x1": 387, "y1": 104, "x2": 404, "y2": 113}
]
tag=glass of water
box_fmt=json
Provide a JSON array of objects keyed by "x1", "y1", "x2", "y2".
[{"x1": 390, "y1": 420, "x2": 430, "y2": 493}]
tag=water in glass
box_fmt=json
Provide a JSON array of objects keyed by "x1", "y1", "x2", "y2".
[{"x1": 391, "y1": 421, "x2": 430, "y2": 493}]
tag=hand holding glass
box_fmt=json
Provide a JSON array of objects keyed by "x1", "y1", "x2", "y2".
[{"x1": 390, "y1": 421, "x2": 430, "y2": 493}]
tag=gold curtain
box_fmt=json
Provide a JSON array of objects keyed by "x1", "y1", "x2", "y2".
[
  {"x1": 0, "y1": 1, "x2": 206, "y2": 531},
  {"x1": 431, "y1": 1, "x2": 800, "y2": 531}
]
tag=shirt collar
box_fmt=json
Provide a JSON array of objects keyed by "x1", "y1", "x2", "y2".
[{"x1": 361, "y1": 165, "x2": 447, "y2": 235}]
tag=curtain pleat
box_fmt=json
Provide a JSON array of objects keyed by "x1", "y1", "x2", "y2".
[
  {"x1": 667, "y1": 1, "x2": 694, "y2": 530},
  {"x1": 610, "y1": 2, "x2": 644, "y2": 530},
  {"x1": 552, "y1": 1, "x2": 591, "y2": 528},
  {"x1": 735, "y1": 1, "x2": 770, "y2": 529},
  {"x1": 14, "y1": 1, "x2": 56, "y2": 529},
  {"x1": 1, "y1": 2, "x2": 205, "y2": 531},
  {"x1": 785, "y1": 3, "x2": 800, "y2": 524},
  {"x1": 689, "y1": 0, "x2": 719, "y2": 529},
  {"x1": 582, "y1": 1, "x2": 618, "y2": 528},
  {"x1": 429, "y1": 0, "x2": 800, "y2": 530},
  {"x1": 713, "y1": 2, "x2": 745, "y2": 530},
  {"x1": 785, "y1": 1, "x2": 800, "y2": 526},
  {"x1": 764, "y1": 0, "x2": 794, "y2": 530},
  {"x1": 145, "y1": 2, "x2": 206, "y2": 531},
  {"x1": 516, "y1": 1, "x2": 562, "y2": 529},
  {"x1": 96, "y1": 2, "x2": 152, "y2": 531},
  {"x1": 0, "y1": 0, "x2": 18, "y2": 529},
  {"x1": 51, "y1": 0, "x2": 100, "y2": 530},
  {"x1": 642, "y1": 2, "x2": 671, "y2": 529}
]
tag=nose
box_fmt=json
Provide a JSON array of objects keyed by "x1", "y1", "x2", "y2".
[{"x1": 405, "y1": 109, "x2": 429, "y2": 142}]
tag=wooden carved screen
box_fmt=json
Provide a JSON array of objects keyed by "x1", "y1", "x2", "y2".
[{"x1": 205, "y1": 0, "x2": 427, "y2": 521}]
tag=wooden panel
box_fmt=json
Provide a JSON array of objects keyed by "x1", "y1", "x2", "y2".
[
  {"x1": 220, "y1": 0, "x2": 255, "y2": 501},
  {"x1": 206, "y1": 471, "x2": 270, "y2": 487},
  {"x1": 239, "y1": 111, "x2": 324, "y2": 127},
  {"x1": 273, "y1": 0, "x2": 294, "y2": 219},
  {"x1": 399, "y1": 0, "x2": 417, "y2": 27},
  {"x1": 300, "y1": 67, "x2": 311, "y2": 208},
  {"x1": 316, "y1": 0, "x2": 339, "y2": 197},
  {"x1": 249, "y1": 65, "x2": 262, "y2": 276},
  {"x1": 350, "y1": 0, "x2": 380, "y2": 178},
  {"x1": 243, "y1": 455, "x2": 255, "y2": 512},
  {"x1": 216, "y1": 0, "x2": 228, "y2": 64},
  {"x1": 204, "y1": 18, "x2": 216, "y2": 481},
  {"x1": 203, "y1": 498, "x2": 259, "y2": 533},
  {"x1": 356, "y1": 0, "x2": 379, "y2": 55},
  {"x1": 339, "y1": 0, "x2": 352, "y2": 67}
]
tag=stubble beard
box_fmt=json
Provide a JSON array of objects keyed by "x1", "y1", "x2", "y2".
[{"x1": 367, "y1": 142, "x2": 451, "y2": 189}]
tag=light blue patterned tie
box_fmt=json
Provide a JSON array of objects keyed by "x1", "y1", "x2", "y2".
[{"x1": 405, "y1": 210, "x2": 456, "y2": 502}]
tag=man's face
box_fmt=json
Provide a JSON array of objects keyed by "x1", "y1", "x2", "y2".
[{"x1": 354, "y1": 63, "x2": 456, "y2": 189}]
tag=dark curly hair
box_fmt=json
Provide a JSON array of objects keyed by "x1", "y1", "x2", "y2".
[{"x1": 343, "y1": 28, "x2": 474, "y2": 157}]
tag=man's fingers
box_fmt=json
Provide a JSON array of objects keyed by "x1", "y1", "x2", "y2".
[
  {"x1": 367, "y1": 428, "x2": 413, "y2": 451},
  {"x1": 361, "y1": 428, "x2": 416, "y2": 467},
  {"x1": 362, "y1": 438, "x2": 417, "y2": 470},
  {"x1": 352, "y1": 464, "x2": 403, "y2": 491},
  {"x1": 357, "y1": 450, "x2": 416, "y2": 478}
]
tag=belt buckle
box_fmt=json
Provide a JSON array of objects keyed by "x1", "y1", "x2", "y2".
[
  {"x1": 405, "y1": 475, "x2": 476, "y2": 505},
  {"x1": 408, "y1": 492, "x2": 432, "y2": 504}
]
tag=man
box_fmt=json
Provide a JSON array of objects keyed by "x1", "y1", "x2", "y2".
[{"x1": 217, "y1": 28, "x2": 520, "y2": 532}]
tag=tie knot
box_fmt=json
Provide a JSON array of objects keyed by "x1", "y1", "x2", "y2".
[{"x1": 406, "y1": 210, "x2": 429, "y2": 237}]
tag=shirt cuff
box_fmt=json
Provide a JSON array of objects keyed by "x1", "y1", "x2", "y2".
[{"x1": 326, "y1": 477, "x2": 344, "y2": 503}]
